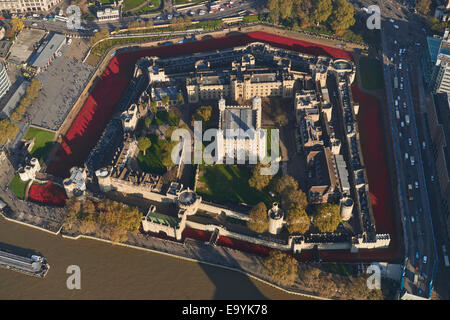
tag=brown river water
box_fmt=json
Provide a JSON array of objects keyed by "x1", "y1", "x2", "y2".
[{"x1": 0, "y1": 217, "x2": 312, "y2": 299}]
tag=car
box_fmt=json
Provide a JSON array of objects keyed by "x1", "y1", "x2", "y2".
[
  {"x1": 401, "y1": 121, "x2": 405, "y2": 128},
  {"x1": 422, "y1": 141, "x2": 426, "y2": 149},
  {"x1": 410, "y1": 156, "x2": 415, "y2": 166},
  {"x1": 408, "y1": 138, "x2": 412, "y2": 146},
  {"x1": 394, "y1": 25, "x2": 399, "y2": 29},
  {"x1": 411, "y1": 216, "x2": 415, "y2": 223},
  {"x1": 423, "y1": 256, "x2": 427, "y2": 264},
  {"x1": 415, "y1": 265, "x2": 419, "y2": 271},
  {"x1": 405, "y1": 153, "x2": 409, "y2": 160},
  {"x1": 418, "y1": 205, "x2": 422, "y2": 213},
  {"x1": 93, "y1": 29, "x2": 99, "y2": 32},
  {"x1": 389, "y1": 18, "x2": 395, "y2": 23},
  {"x1": 416, "y1": 251, "x2": 419, "y2": 259},
  {"x1": 399, "y1": 131, "x2": 402, "y2": 137},
  {"x1": 32, "y1": 22, "x2": 37, "y2": 26},
  {"x1": 403, "y1": 102, "x2": 407, "y2": 109},
  {"x1": 415, "y1": 181, "x2": 419, "y2": 189},
  {"x1": 167, "y1": 14, "x2": 173, "y2": 20},
  {"x1": 431, "y1": 175, "x2": 435, "y2": 182}
]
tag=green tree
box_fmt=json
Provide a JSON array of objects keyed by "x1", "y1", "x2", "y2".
[
  {"x1": 248, "y1": 163, "x2": 273, "y2": 191},
  {"x1": 328, "y1": 0, "x2": 355, "y2": 32},
  {"x1": 310, "y1": 0, "x2": 333, "y2": 25},
  {"x1": 416, "y1": 0, "x2": 431, "y2": 15},
  {"x1": 267, "y1": 0, "x2": 281, "y2": 23},
  {"x1": 150, "y1": 101, "x2": 158, "y2": 113},
  {"x1": 313, "y1": 203, "x2": 342, "y2": 233},
  {"x1": 264, "y1": 250, "x2": 298, "y2": 286},
  {"x1": 161, "y1": 95, "x2": 170, "y2": 106},
  {"x1": 176, "y1": 93, "x2": 183, "y2": 104},
  {"x1": 137, "y1": 136, "x2": 151, "y2": 156},
  {"x1": 280, "y1": 0, "x2": 294, "y2": 20},
  {"x1": 286, "y1": 206, "x2": 310, "y2": 234},
  {"x1": 247, "y1": 202, "x2": 269, "y2": 233},
  {"x1": 144, "y1": 116, "x2": 151, "y2": 128}
]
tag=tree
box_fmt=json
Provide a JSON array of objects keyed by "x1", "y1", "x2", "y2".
[
  {"x1": 274, "y1": 112, "x2": 288, "y2": 126},
  {"x1": 137, "y1": 136, "x2": 151, "y2": 156},
  {"x1": 247, "y1": 202, "x2": 269, "y2": 233},
  {"x1": 294, "y1": 0, "x2": 313, "y2": 26},
  {"x1": 264, "y1": 250, "x2": 298, "y2": 286},
  {"x1": 248, "y1": 163, "x2": 273, "y2": 191},
  {"x1": 176, "y1": 93, "x2": 183, "y2": 104},
  {"x1": 161, "y1": 95, "x2": 170, "y2": 106},
  {"x1": 281, "y1": 186, "x2": 307, "y2": 210},
  {"x1": 193, "y1": 105, "x2": 212, "y2": 123},
  {"x1": 267, "y1": 0, "x2": 281, "y2": 23},
  {"x1": 416, "y1": 0, "x2": 431, "y2": 15},
  {"x1": 144, "y1": 116, "x2": 151, "y2": 128},
  {"x1": 286, "y1": 206, "x2": 310, "y2": 234},
  {"x1": 10, "y1": 18, "x2": 24, "y2": 33},
  {"x1": 150, "y1": 101, "x2": 158, "y2": 113},
  {"x1": 272, "y1": 175, "x2": 298, "y2": 196},
  {"x1": 0, "y1": 119, "x2": 18, "y2": 145},
  {"x1": 279, "y1": 0, "x2": 294, "y2": 20},
  {"x1": 10, "y1": 111, "x2": 22, "y2": 122},
  {"x1": 310, "y1": 0, "x2": 333, "y2": 25},
  {"x1": 328, "y1": 0, "x2": 355, "y2": 32},
  {"x1": 313, "y1": 203, "x2": 342, "y2": 233}
]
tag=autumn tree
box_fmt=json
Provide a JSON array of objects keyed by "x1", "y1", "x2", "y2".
[
  {"x1": 10, "y1": 18, "x2": 24, "y2": 33},
  {"x1": 416, "y1": 0, "x2": 431, "y2": 15},
  {"x1": 137, "y1": 136, "x2": 152, "y2": 156},
  {"x1": 313, "y1": 203, "x2": 342, "y2": 233},
  {"x1": 0, "y1": 119, "x2": 18, "y2": 145},
  {"x1": 247, "y1": 202, "x2": 269, "y2": 233},
  {"x1": 281, "y1": 186, "x2": 307, "y2": 210},
  {"x1": 328, "y1": 0, "x2": 355, "y2": 32},
  {"x1": 264, "y1": 250, "x2": 298, "y2": 286},
  {"x1": 248, "y1": 163, "x2": 273, "y2": 191},
  {"x1": 150, "y1": 101, "x2": 158, "y2": 113},
  {"x1": 294, "y1": 0, "x2": 313, "y2": 26},
  {"x1": 272, "y1": 175, "x2": 298, "y2": 195},
  {"x1": 192, "y1": 105, "x2": 212, "y2": 123},
  {"x1": 161, "y1": 95, "x2": 170, "y2": 106},
  {"x1": 286, "y1": 205, "x2": 310, "y2": 234}
]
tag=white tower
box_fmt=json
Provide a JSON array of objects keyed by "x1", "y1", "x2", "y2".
[{"x1": 268, "y1": 202, "x2": 284, "y2": 235}]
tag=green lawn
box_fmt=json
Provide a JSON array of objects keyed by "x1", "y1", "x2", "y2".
[
  {"x1": 23, "y1": 127, "x2": 55, "y2": 163},
  {"x1": 322, "y1": 263, "x2": 352, "y2": 276},
  {"x1": 174, "y1": 0, "x2": 204, "y2": 5},
  {"x1": 9, "y1": 174, "x2": 28, "y2": 200},
  {"x1": 137, "y1": 134, "x2": 169, "y2": 175},
  {"x1": 123, "y1": 0, "x2": 147, "y2": 11},
  {"x1": 359, "y1": 56, "x2": 384, "y2": 90},
  {"x1": 196, "y1": 164, "x2": 270, "y2": 206},
  {"x1": 154, "y1": 110, "x2": 180, "y2": 126}
]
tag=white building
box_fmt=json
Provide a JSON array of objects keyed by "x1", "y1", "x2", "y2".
[
  {"x1": 0, "y1": 0, "x2": 63, "y2": 12},
  {"x1": 96, "y1": 7, "x2": 120, "y2": 22},
  {"x1": 0, "y1": 61, "x2": 11, "y2": 100}
]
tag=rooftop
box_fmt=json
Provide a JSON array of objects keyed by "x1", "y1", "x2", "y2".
[{"x1": 30, "y1": 33, "x2": 66, "y2": 68}]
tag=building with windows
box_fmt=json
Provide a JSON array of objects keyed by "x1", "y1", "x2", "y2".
[
  {"x1": 96, "y1": 7, "x2": 120, "y2": 21},
  {"x1": 0, "y1": 0, "x2": 63, "y2": 12},
  {"x1": 0, "y1": 61, "x2": 10, "y2": 100},
  {"x1": 427, "y1": 29, "x2": 450, "y2": 94},
  {"x1": 426, "y1": 92, "x2": 450, "y2": 232}
]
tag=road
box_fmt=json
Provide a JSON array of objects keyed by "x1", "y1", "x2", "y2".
[
  {"x1": 17, "y1": 0, "x2": 260, "y2": 36},
  {"x1": 356, "y1": 0, "x2": 441, "y2": 298}
]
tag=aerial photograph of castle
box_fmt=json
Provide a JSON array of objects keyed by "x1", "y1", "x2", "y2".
[{"x1": 0, "y1": 0, "x2": 448, "y2": 304}]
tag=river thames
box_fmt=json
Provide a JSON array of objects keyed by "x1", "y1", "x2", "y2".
[{"x1": 0, "y1": 217, "x2": 312, "y2": 299}]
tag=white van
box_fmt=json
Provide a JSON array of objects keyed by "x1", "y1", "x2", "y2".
[
  {"x1": 399, "y1": 63, "x2": 402, "y2": 69},
  {"x1": 405, "y1": 115, "x2": 410, "y2": 124},
  {"x1": 410, "y1": 156, "x2": 415, "y2": 166},
  {"x1": 405, "y1": 153, "x2": 409, "y2": 160},
  {"x1": 395, "y1": 100, "x2": 398, "y2": 107}
]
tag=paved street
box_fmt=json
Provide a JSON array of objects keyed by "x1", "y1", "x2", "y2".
[{"x1": 356, "y1": 0, "x2": 442, "y2": 298}]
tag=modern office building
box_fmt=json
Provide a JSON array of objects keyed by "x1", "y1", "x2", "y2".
[
  {"x1": 0, "y1": 61, "x2": 11, "y2": 100},
  {"x1": 0, "y1": 0, "x2": 62, "y2": 12},
  {"x1": 426, "y1": 92, "x2": 450, "y2": 232},
  {"x1": 428, "y1": 29, "x2": 450, "y2": 94}
]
